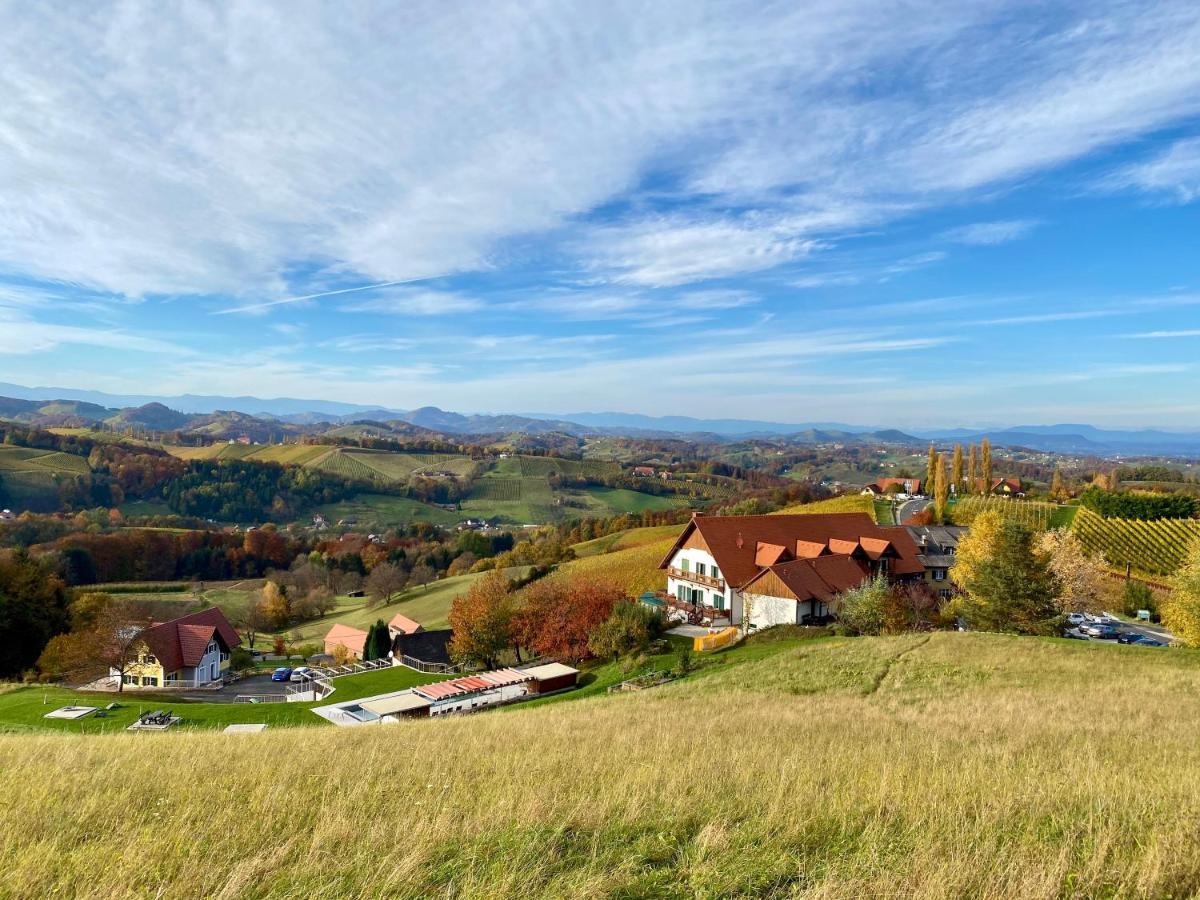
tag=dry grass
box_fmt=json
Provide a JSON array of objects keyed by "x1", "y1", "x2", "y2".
[{"x1": 2, "y1": 632, "x2": 1200, "y2": 898}]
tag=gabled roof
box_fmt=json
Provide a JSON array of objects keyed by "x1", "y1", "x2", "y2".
[
  {"x1": 325, "y1": 624, "x2": 368, "y2": 655},
  {"x1": 868, "y1": 477, "x2": 921, "y2": 494},
  {"x1": 754, "y1": 541, "x2": 791, "y2": 566},
  {"x1": 659, "y1": 512, "x2": 925, "y2": 588},
  {"x1": 387, "y1": 613, "x2": 423, "y2": 635},
  {"x1": 140, "y1": 607, "x2": 240, "y2": 673}
]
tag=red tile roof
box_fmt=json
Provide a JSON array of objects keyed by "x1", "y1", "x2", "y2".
[
  {"x1": 660, "y1": 512, "x2": 926, "y2": 593},
  {"x1": 387, "y1": 613, "x2": 424, "y2": 635},
  {"x1": 140, "y1": 607, "x2": 240, "y2": 674},
  {"x1": 868, "y1": 478, "x2": 921, "y2": 494}
]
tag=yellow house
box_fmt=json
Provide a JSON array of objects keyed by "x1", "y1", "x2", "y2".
[{"x1": 115, "y1": 607, "x2": 240, "y2": 689}]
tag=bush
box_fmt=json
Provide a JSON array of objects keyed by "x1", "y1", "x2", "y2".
[
  {"x1": 836, "y1": 576, "x2": 891, "y2": 636},
  {"x1": 1121, "y1": 581, "x2": 1156, "y2": 618},
  {"x1": 588, "y1": 601, "x2": 660, "y2": 660},
  {"x1": 229, "y1": 647, "x2": 256, "y2": 672},
  {"x1": 673, "y1": 645, "x2": 694, "y2": 677}
]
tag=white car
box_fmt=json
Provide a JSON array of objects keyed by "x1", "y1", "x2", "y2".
[
  {"x1": 1066, "y1": 613, "x2": 1087, "y2": 626},
  {"x1": 289, "y1": 666, "x2": 314, "y2": 682}
]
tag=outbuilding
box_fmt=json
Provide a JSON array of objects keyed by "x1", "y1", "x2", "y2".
[{"x1": 523, "y1": 662, "x2": 580, "y2": 695}]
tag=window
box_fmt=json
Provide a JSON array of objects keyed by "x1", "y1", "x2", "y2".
[
  {"x1": 934, "y1": 569, "x2": 946, "y2": 582},
  {"x1": 713, "y1": 593, "x2": 725, "y2": 611},
  {"x1": 938, "y1": 589, "x2": 952, "y2": 600},
  {"x1": 680, "y1": 559, "x2": 690, "y2": 573},
  {"x1": 144, "y1": 654, "x2": 156, "y2": 664},
  {"x1": 141, "y1": 676, "x2": 158, "y2": 687},
  {"x1": 712, "y1": 566, "x2": 720, "y2": 580},
  {"x1": 122, "y1": 674, "x2": 138, "y2": 685},
  {"x1": 697, "y1": 562, "x2": 706, "y2": 576}
]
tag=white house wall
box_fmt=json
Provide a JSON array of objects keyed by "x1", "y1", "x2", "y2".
[
  {"x1": 745, "y1": 592, "x2": 802, "y2": 630},
  {"x1": 667, "y1": 547, "x2": 736, "y2": 621}
]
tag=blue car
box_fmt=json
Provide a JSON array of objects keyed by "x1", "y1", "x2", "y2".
[{"x1": 271, "y1": 667, "x2": 293, "y2": 682}]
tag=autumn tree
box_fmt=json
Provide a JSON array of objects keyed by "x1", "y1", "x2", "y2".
[
  {"x1": 260, "y1": 580, "x2": 291, "y2": 629},
  {"x1": 366, "y1": 562, "x2": 405, "y2": 606},
  {"x1": 980, "y1": 438, "x2": 992, "y2": 492},
  {"x1": 925, "y1": 445, "x2": 938, "y2": 496},
  {"x1": 230, "y1": 595, "x2": 272, "y2": 649},
  {"x1": 448, "y1": 571, "x2": 515, "y2": 669},
  {"x1": 36, "y1": 599, "x2": 156, "y2": 691},
  {"x1": 951, "y1": 444, "x2": 964, "y2": 496},
  {"x1": 1163, "y1": 545, "x2": 1200, "y2": 647},
  {"x1": 515, "y1": 576, "x2": 624, "y2": 662},
  {"x1": 1109, "y1": 468, "x2": 1121, "y2": 493},
  {"x1": 967, "y1": 444, "x2": 978, "y2": 494},
  {"x1": 934, "y1": 453, "x2": 949, "y2": 524},
  {"x1": 1036, "y1": 528, "x2": 1105, "y2": 613},
  {"x1": 1049, "y1": 469, "x2": 1067, "y2": 502}
]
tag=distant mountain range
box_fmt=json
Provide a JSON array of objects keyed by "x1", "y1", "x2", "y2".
[{"x1": 1, "y1": 381, "x2": 1199, "y2": 456}]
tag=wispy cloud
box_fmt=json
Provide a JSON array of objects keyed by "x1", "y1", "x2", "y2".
[
  {"x1": 1103, "y1": 137, "x2": 1200, "y2": 204},
  {"x1": 217, "y1": 279, "x2": 432, "y2": 316},
  {"x1": 942, "y1": 220, "x2": 1040, "y2": 245},
  {"x1": 1124, "y1": 329, "x2": 1200, "y2": 338}
]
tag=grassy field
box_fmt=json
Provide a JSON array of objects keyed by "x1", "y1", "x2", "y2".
[
  {"x1": 3, "y1": 631, "x2": 1200, "y2": 897},
  {"x1": 0, "y1": 445, "x2": 93, "y2": 507},
  {"x1": 315, "y1": 493, "x2": 462, "y2": 527},
  {"x1": 572, "y1": 523, "x2": 684, "y2": 558},
  {"x1": 282, "y1": 570, "x2": 498, "y2": 640},
  {"x1": 0, "y1": 664, "x2": 448, "y2": 735},
  {"x1": 549, "y1": 536, "x2": 677, "y2": 595}
]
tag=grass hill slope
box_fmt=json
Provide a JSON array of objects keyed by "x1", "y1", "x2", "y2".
[{"x1": 2, "y1": 632, "x2": 1200, "y2": 897}]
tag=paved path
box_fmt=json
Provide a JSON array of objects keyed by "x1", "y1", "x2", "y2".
[{"x1": 896, "y1": 498, "x2": 931, "y2": 525}]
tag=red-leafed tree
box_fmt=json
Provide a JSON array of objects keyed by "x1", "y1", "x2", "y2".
[{"x1": 515, "y1": 576, "x2": 625, "y2": 662}]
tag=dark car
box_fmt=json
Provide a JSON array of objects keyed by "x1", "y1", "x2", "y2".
[
  {"x1": 271, "y1": 667, "x2": 293, "y2": 682},
  {"x1": 1131, "y1": 636, "x2": 1166, "y2": 648},
  {"x1": 1117, "y1": 631, "x2": 1143, "y2": 644}
]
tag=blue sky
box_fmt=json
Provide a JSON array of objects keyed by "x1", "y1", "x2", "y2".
[{"x1": 1, "y1": 1, "x2": 1199, "y2": 428}]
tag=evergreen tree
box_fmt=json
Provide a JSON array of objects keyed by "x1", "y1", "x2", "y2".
[
  {"x1": 956, "y1": 520, "x2": 1060, "y2": 634},
  {"x1": 981, "y1": 438, "x2": 992, "y2": 493},
  {"x1": 925, "y1": 445, "x2": 938, "y2": 495},
  {"x1": 951, "y1": 444, "x2": 964, "y2": 496},
  {"x1": 967, "y1": 444, "x2": 978, "y2": 494},
  {"x1": 934, "y1": 453, "x2": 949, "y2": 524}
]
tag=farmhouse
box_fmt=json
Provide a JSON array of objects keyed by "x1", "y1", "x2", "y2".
[
  {"x1": 632, "y1": 466, "x2": 656, "y2": 477},
  {"x1": 659, "y1": 513, "x2": 924, "y2": 629},
  {"x1": 906, "y1": 524, "x2": 968, "y2": 600},
  {"x1": 324, "y1": 623, "x2": 368, "y2": 659},
  {"x1": 118, "y1": 607, "x2": 239, "y2": 689},
  {"x1": 862, "y1": 477, "x2": 922, "y2": 497}
]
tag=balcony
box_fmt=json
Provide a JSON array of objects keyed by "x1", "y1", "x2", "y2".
[{"x1": 667, "y1": 567, "x2": 726, "y2": 591}]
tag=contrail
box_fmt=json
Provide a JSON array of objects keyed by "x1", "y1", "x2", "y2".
[{"x1": 216, "y1": 277, "x2": 429, "y2": 315}]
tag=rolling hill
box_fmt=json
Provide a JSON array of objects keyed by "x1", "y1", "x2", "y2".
[{"x1": 2, "y1": 631, "x2": 1199, "y2": 897}]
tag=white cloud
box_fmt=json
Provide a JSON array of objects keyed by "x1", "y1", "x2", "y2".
[
  {"x1": 942, "y1": 220, "x2": 1040, "y2": 245},
  {"x1": 1125, "y1": 329, "x2": 1200, "y2": 339},
  {"x1": 0, "y1": 310, "x2": 188, "y2": 356},
  {"x1": 343, "y1": 288, "x2": 482, "y2": 316},
  {"x1": 0, "y1": 1, "x2": 1198, "y2": 303},
  {"x1": 1105, "y1": 137, "x2": 1200, "y2": 204}
]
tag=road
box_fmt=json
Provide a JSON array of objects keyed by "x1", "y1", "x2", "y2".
[{"x1": 895, "y1": 498, "x2": 931, "y2": 525}]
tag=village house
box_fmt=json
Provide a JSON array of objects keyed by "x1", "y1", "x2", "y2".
[
  {"x1": 659, "y1": 512, "x2": 925, "y2": 629},
  {"x1": 861, "y1": 477, "x2": 922, "y2": 497},
  {"x1": 632, "y1": 466, "x2": 656, "y2": 477},
  {"x1": 117, "y1": 607, "x2": 239, "y2": 689},
  {"x1": 323, "y1": 623, "x2": 368, "y2": 659},
  {"x1": 905, "y1": 524, "x2": 968, "y2": 600}
]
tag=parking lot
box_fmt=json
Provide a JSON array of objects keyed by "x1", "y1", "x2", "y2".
[{"x1": 1064, "y1": 613, "x2": 1173, "y2": 647}]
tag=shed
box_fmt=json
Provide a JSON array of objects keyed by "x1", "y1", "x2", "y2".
[
  {"x1": 360, "y1": 693, "x2": 432, "y2": 719},
  {"x1": 522, "y1": 662, "x2": 580, "y2": 694}
]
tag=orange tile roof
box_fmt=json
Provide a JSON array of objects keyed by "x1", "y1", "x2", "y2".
[
  {"x1": 387, "y1": 613, "x2": 423, "y2": 635},
  {"x1": 754, "y1": 541, "x2": 790, "y2": 566},
  {"x1": 139, "y1": 607, "x2": 240, "y2": 673}
]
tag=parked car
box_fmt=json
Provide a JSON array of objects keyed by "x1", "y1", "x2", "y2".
[
  {"x1": 1066, "y1": 613, "x2": 1088, "y2": 627},
  {"x1": 1117, "y1": 631, "x2": 1144, "y2": 644},
  {"x1": 1082, "y1": 623, "x2": 1119, "y2": 639},
  {"x1": 270, "y1": 667, "x2": 293, "y2": 682},
  {"x1": 289, "y1": 666, "x2": 314, "y2": 682},
  {"x1": 249, "y1": 649, "x2": 265, "y2": 659},
  {"x1": 1130, "y1": 636, "x2": 1167, "y2": 648},
  {"x1": 1062, "y1": 628, "x2": 1089, "y2": 640}
]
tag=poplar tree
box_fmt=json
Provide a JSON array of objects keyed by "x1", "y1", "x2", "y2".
[
  {"x1": 967, "y1": 444, "x2": 978, "y2": 494},
  {"x1": 981, "y1": 438, "x2": 992, "y2": 493},
  {"x1": 1050, "y1": 469, "x2": 1066, "y2": 502},
  {"x1": 926, "y1": 445, "x2": 938, "y2": 496},
  {"x1": 934, "y1": 453, "x2": 949, "y2": 524},
  {"x1": 951, "y1": 444, "x2": 964, "y2": 496}
]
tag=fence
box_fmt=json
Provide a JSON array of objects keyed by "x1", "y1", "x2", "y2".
[
  {"x1": 235, "y1": 693, "x2": 287, "y2": 704},
  {"x1": 694, "y1": 626, "x2": 740, "y2": 653},
  {"x1": 397, "y1": 655, "x2": 458, "y2": 674}
]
